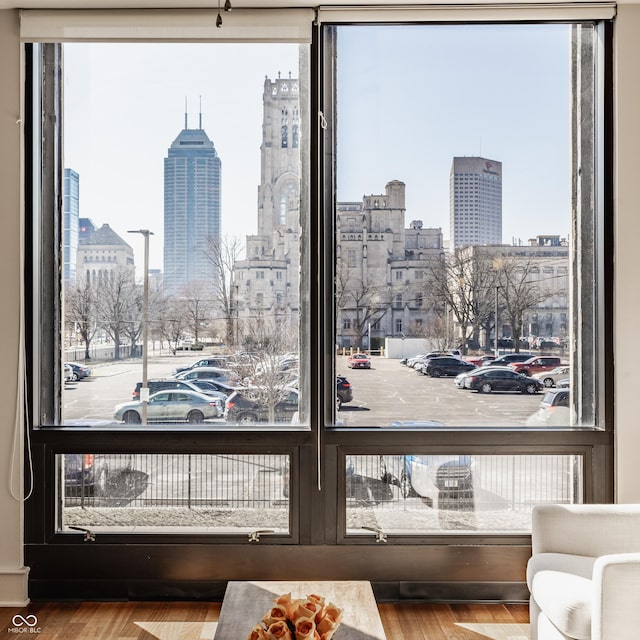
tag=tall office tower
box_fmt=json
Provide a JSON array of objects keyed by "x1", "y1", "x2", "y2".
[
  {"x1": 449, "y1": 156, "x2": 502, "y2": 248},
  {"x1": 163, "y1": 111, "x2": 222, "y2": 296},
  {"x1": 63, "y1": 168, "x2": 80, "y2": 283}
]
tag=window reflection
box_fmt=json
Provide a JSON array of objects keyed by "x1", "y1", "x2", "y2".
[
  {"x1": 60, "y1": 453, "x2": 290, "y2": 534},
  {"x1": 346, "y1": 454, "x2": 583, "y2": 534}
]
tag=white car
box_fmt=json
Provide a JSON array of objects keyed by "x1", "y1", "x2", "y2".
[
  {"x1": 532, "y1": 365, "x2": 571, "y2": 388},
  {"x1": 114, "y1": 390, "x2": 223, "y2": 424}
]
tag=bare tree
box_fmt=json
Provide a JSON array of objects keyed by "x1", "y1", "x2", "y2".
[
  {"x1": 65, "y1": 279, "x2": 98, "y2": 360},
  {"x1": 495, "y1": 257, "x2": 552, "y2": 352},
  {"x1": 123, "y1": 282, "x2": 144, "y2": 357},
  {"x1": 207, "y1": 235, "x2": 243, "y2": 348},
  {"x1": 336, "y1": 264, "x2": 391, "y2": 349},
  {"x1": 425, "y1": 249, "x2": 497, "y2": 354},
  {"x1": 154, "y1": 297, "x2": 189, "y2": 355},
  {"x1": 94, "y1": 268, "x2": 138, "y2": 360},
  {"x1": 182, "y1": 280, "x2": 214, "y2": 346},
  {"x1": 235, "y1": 315, "x2": 299, "y2": 423},
  {"x1": 413, "y1": 311, "x2": 450, "y2": 351}
]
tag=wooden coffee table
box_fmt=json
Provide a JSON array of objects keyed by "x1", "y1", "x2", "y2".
[{"x1": 213, "y1": 580, "x2": 386, "y2": 640}]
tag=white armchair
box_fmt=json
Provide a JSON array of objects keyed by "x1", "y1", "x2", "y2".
[{"x1": 527, "y1": 504, "x2": 640, "y2": 640}]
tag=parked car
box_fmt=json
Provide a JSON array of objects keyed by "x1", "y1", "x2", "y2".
[
  {"x1": 132, "y1": 378, "x2": 223, "y2": 401},
  {"x1": 64, "y1": 363, "x2": 74, "y2": 382},
  {"x1": 380, "y1": 454, "x2": 475, "y2": 508},
  {"x1": 464, "y1": 368, "x2": 543, "y2": 394},
  {"x1": 189, "y1": 379, "x2": 239, "y2": 397},
  {"x1": 526, "y1": 388, "x2": 572, "y2": 426},
  {"x1": 483, "y1": 353, "x2": 533, "y2": 367},
  {"x1": 64, "y1": 453, "x2": 100, "y2": 497},
  {"x1": 173, "y1": 366, "x2": 238, "y2": 384},
  {"x1": 172, "y1": 356, "x2": 230, "y2": 375},
  {"x1": 405, "y1": 354, "x2": 429, "y2": 368},
  {"x1": 532, "y1": 365, "x2": 571, "y2": 388},
  {"x1": 510, "y1": 355, "x2": 564, "y2": 377},
  {"x1": 336, "y1": 375, "x2": 353, "y2": 408},
  {"x1": 224, "y1": 388, "x2": 299, "y2": 424},
  {"x1": 454, "y1": 365, "x2": 513, "y2": 388},
  {"x1": 413, "y1": 351, "x2": 464, "y2": 372},
  {"x1": 347, "y1": 353, "x2": 371, "y2": 369},
  {"x1": 419, "y1": 356, "x2": 475, "y2": 378},
  {"x1": 64, "y1": 453, "x2": 141, "y2": 498},
  {"x1": 65, "y1": 362, "x2": 91, "y2": 381},
  {"x1": 465, "y1": 354, "x2": 496, "y2": 367},
  {"x1": 114, "y1": 390, "x2": 224, "y2": 424}
]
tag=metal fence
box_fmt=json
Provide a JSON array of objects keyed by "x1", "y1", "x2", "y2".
[
  {"x1": 347, "y1": 454, "x2": 582, "y2": 510},
  {"x1": 64, "y1": 343, "x2": 138, "y2": 364},
  {"x1": 61, "y1": 452, "x2": 582, "y2": 533},
  {"x1": 62, "y1": 453, "x2": 288, "y2": 509}
]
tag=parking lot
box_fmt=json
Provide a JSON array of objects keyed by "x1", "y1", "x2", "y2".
[
  {"x1": 337, "y1": 355, "x2": 544, "y2": 428},
  {"x1": 61, "y1": 353, "x2": 572, "y2": 534},
  {"x1": 62, "y1": 352, "x2": 545, "y2": 427}
]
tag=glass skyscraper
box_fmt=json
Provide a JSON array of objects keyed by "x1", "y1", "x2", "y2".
[
  {"x1": 163, "y1": 117, "x2": 221, "y2": 296},
  {"x1": 63, "y1": 167, "x2": 80, "y2": 284},
  {"x1": 450, "y1": 156, "x2": 502, "y2": 248}
]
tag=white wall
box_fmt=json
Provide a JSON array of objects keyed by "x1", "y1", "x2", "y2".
[
  {"x1": 613, "y1": 4, "x2": 640, "y2": 503},
  {"x1": 0, "y1": 9, "x2": 29, "y2": 606},
  {"x1": 0, "y1": 3, "x2": 639, "y2": 606},
  {"x1": 384, "y1": 338, "x2": 437, "y2": 359}
]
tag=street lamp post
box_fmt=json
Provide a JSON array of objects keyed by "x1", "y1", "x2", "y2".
[
  {"x1": 128, "y1": 229, "x2": 153, "y2": 424},
  {"x1": 494, "y1": 285, "x2": 500, "y2": 357}
]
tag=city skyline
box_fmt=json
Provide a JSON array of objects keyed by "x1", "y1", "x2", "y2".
[{"x1": 63, "y1": 25, "x2": 571, "y2": 273}]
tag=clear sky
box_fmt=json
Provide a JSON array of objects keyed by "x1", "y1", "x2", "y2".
[{"x1": 64, "y1": 23, "x2": 571, "y2": 272}]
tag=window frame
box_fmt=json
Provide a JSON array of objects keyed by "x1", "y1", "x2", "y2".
[{"x1": 23, "y1": 9, "x2": 615, "y2": 601}]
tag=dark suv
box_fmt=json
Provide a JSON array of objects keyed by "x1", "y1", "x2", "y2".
[
  {"x1": 420, "y1": 356, "x2": 475, "y2": 378},
  {"x1": 380, "y1": 454, "x2": 475, "y2": 509},
  {"x1": 64, "y1": 453, "x2": 147, "y2": 504},
  {"x1": 336, "y1": 375, "x2": 353, "y2": 408},
  {"x1": 224, "y1": 388, "x2": 299, "y2": 424}
]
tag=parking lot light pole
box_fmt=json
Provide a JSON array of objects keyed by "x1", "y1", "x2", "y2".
[
  {"x1": 494, "y1": 285, "x2": 501, "y2": 357},
  {"x1": 128, "y1": 229, "x2": 153, "y2": 424}
]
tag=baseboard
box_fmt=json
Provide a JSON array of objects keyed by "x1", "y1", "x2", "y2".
[
  {"x1": 28, "y1": 578, "x2": 528, "y2": 603},
  {"x1": 0, "y1": 567, "x2": 30, "y2": 607}
]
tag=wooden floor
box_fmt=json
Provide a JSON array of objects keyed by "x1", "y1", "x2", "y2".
[{"x1": 1, "y1": 600, "x2": 530, "y2": 640}]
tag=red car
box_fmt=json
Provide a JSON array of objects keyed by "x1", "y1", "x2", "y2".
[
  {"x1": 347, "y1": 353, "x2": 371, "y2": 369},
  {"x1": 510, "y1": 356, "x2": 563, "y2": 377},
  {"x1": 465, "y1": 354, "x2": 496, "y2": 367}
]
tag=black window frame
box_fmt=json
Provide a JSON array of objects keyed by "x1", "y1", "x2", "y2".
[{"x1": 23, "y1": 14, "x2": 614, "y2": 601}]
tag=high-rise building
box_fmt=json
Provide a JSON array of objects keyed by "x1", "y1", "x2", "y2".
[
  {"x1": 163, "y1": 112, "x2": 221, "y2": 296},
  {"x1": 449, "y1": 156, "x2": 502, "y2": 248},
  {"x1": 63, "y1": 168, "x2": 80, "y2": 283}
]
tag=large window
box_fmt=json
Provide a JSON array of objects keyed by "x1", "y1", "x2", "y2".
[
  {"x1": 37, "y1": 41, "x2": 310, "y2": 430},
  {"x1": 331, "y1": 22, "x2": 603, "y2": 430},
  {"x1": 24, "y1": 8, "x2": 612, "y2": 599}
]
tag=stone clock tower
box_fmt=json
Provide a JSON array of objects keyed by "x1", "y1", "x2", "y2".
[{"x1": 234, "y1": 72, "x2": 302, "y2": 322}]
